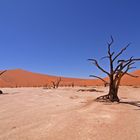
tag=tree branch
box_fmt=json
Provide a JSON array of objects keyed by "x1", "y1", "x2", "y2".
[
  {"x1": 107, "y1": 35, "x2": 114, "y2": 47},
  {"x1": 118, "y1": 58, "x2": 140, "y2": 63},
  {"x1": 0, "y1": 70, "x2": 7, "y2": 76},
  {"x1": 115, "y1": 57, "x2": 140, "y2": 73},
  {"x1": 88, "y1": 59, "x2": 110, "y2": 76},
  {"x1": 107, "y1": 37, "x2": 114, "y2": 75},
  {"x1": 113, "y1": 43, "x2": 130, "y2": 62},
  {"x1": 118, "y1": 62, "x2": 136, "y2": 79},
  {"x1": 100, "y1": 56, "x2": 109, "y2": 60},
  {"x1": 90, "y1": 75, "x2": 109, "y2": 84},
  {"x1": 125, "y1": 73, "x2": 139, "y2": 78},
  {"x1": 107, "y1": 36, "x2": 114, "y2": 56}
]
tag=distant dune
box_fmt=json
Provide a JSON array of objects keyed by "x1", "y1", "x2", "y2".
[
  {"x1": 121, "y1": 70, "x2": 140, "y2": 86},
  {"x1": 0, "y1": 69, "x2": 101, "y2": 87},
  {"x1": 0, "y1": 69, "x2": 140, "y2": 87}
]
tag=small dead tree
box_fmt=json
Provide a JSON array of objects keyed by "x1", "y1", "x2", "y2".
[
  {"x1": 89, "y1": 36, "x2": 140, "y2": 102},
  {"x1": 56, "y1": 77, "x2": 62, "y2": 88},
  {"x1": 51, "y1": 77, "x2": 62, "y2": 89},
  {"x1": 71, "y1": 82, "x2": 74, "y2": 87},
  {"x1": 51, "y1": 81, "x2": 56, "y2": 89},
  {"x1": 0, "y1": 70, "x2": 7, "y2": 94}
]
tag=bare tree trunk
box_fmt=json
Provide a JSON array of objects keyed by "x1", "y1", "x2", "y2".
[
  {"x1": 104, "y1": 78, "x2": 120, "y2": 102},
  {"x1": 108, "y1": 85, "x2": 120, "y2": 102},
  {"x1": 96, "y1": 84, "x2": 120, "y2": 102},
  {"x1": 0, "y1": 90, "x2": 3, "y2": 94}
]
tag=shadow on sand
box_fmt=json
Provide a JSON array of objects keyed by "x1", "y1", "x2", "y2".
[
  {"x1": 77, "y1": 88, "x2": 104, "y2": 92},
  {"x1": 120, "y1": 100, "x2": 140, "y2": 108}
]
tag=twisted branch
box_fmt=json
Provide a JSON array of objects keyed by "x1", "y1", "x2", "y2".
[{"x1": 90, "y1": 75, "x2": 109, "y2": 84}]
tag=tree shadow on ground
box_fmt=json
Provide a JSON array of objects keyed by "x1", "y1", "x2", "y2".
[
  {"x1": 77, "y1": 88, "x2": 104, "y2": 92},
  {"x1": 97, "y1": 99, "x2": 140, "y2": 109},
  {"x1": 119, "y1": 100, "x2": 140, "y2": 108},
  {"x1": 0, "y1": 93, "x2": 10, "y2": 96}
]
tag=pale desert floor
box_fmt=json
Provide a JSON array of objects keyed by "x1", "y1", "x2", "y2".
[{"x1": 0, "y1": 86, "x2": 140, "y2": 140}]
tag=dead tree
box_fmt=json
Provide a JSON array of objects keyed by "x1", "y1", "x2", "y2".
[
  {"x1": 51, "y1": 81, "x2": 56, "y2": 89},
  {"x1": 51, "y1": 77, "x2": 62, "y2": 89},
  {"x1": 71, "y1": 82, "x2": 74, "y2": 87},
  {"x1": 0, "y1": 70, "x2": 7, "y2": 94},
  {"x1": 88, "y1": 36, "x2": 140, "y2": 102},
  {"x1": 56, "y1": 77, "x2": 62, "y2": 88}
]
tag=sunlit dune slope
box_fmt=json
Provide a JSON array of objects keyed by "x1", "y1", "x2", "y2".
[
  {"x1": 0, "y1": 69, "x2": 140, "y2": 87},
  {"x1": 121, "y1": 70, "x2": 140, "y2": 86},
  {"x1": 0, "y1": 69, "x2": 101, "y2": 87}
]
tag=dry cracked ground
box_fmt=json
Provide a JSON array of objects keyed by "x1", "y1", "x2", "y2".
[{"x1": 0, "y1": 86, "x2": 140, "y2": 140}]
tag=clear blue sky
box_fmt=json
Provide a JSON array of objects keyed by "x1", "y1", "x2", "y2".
[{"x1": 0, "y1": 0, "x2": 140, "y2": 78}]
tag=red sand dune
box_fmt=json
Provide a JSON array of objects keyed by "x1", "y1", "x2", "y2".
[
  {"x1": 0, "y1": 69, "x2": 140, "y2": 87},
  {"x1": 0, "y1": 69, "x2": 100, "y2": 87},
  {"x1": 121, "y1": 70, "x2": 140, "y2": 86}
]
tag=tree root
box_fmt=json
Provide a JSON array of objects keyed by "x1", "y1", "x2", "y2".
[
  {"x1": 95, "y1": 94, "x2": 110, "y2": 102},
  {"x1": 95, "y1": 94, "x2": 120, "y2": 102}
]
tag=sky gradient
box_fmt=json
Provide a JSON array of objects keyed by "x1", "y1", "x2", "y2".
[{"x1": 0, "y1": 0, "x2": 140, "y2": 78}]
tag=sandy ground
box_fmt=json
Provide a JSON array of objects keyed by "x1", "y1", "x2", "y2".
[{"x1": 0, "y1": 86, "x2": 140, "y2": 140}]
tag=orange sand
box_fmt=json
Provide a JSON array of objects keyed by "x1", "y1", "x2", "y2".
[{"x1": 0, "y1": 69, "x2": 140, "y2": 87}]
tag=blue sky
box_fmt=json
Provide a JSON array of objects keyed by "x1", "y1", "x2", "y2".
[{"x1": 0, "y1": 0, "x2": 140, "y2": 78}]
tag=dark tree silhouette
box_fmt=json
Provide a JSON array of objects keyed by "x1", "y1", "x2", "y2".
[
  {"x1": 51, "y1": 77, "x2": 62, "y2": 89},
  {"x1": 71, "y1": 82, "x2": 74, "y2": 88},
  {"x1": 89, "y1": 36, "x2": 140, "y2": 102},
  {"x1": 0, "y1": 70, "x2": 7, "y2": 94}
]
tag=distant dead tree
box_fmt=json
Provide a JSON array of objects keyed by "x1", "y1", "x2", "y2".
[
  {"x1": 0, "y1": 70, "x2": 7, "y2": 94},
  {"x1": 51, "y1": 77, "x2": 62, "y2": 89},
  {"x1": 51, "y1": 81, "x2": 56, "y2": 89},
  {"x1": 71, "y1": 82, "x2": 74, "y2": 87},
  {"x1": 88, "y1": 36, "x2": 140, "y2": 102}
]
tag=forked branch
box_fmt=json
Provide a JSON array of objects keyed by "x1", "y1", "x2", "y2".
[
  {"x1": 113, "y1": 43, "x2": 130, "y2": 62},
  {"x1": 88, "y1": 59, "x2": 110, "y2": 76}
]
